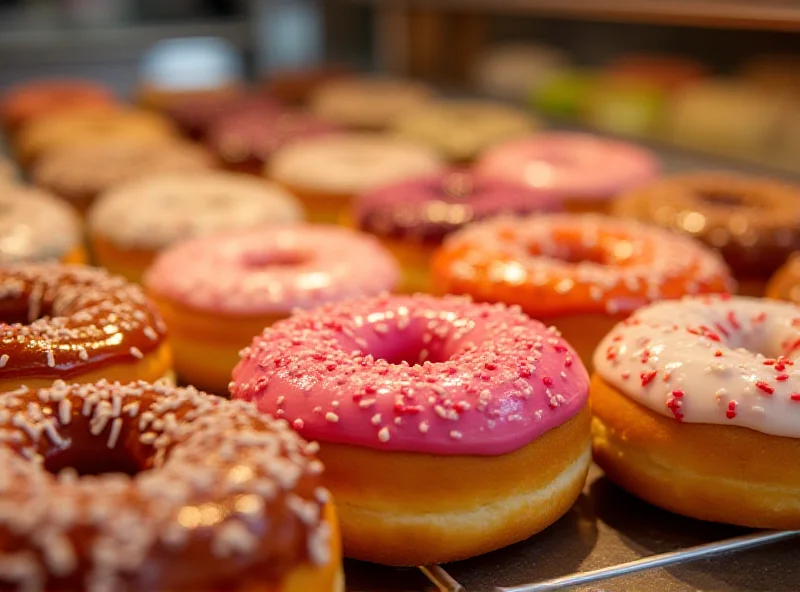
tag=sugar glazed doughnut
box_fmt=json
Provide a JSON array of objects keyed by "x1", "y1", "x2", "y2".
[
  {"x1": 231, "y1": 294, "x2": 591, "y2": 565},
  {"x1": 145, "y1": 226, "x2": 400, "y2": 395},
  {"x1": 0, "y1": 186, "x2": 86, "y2": 264},
  {"x1": 613, "y1": 172, "x2": 800, "y2": 296},
  {"x1": 592, "y1": 295, "x2": 800, "y2": 529},
  {"x1": 354, "y1": 170, "x2": 561, "y2": 293},
  {"x1": 431, "y1": 214, "x2": 734, "y2": 368},
  {"x1": 88, "y1": 172, "x2": 304, "y2": 282},
  {"x1": 475, "y1": 132, "x2": 658, "y2": 212},
  {"x1": 0, "y1": 380, "x2": 342, "y2": 592},
  {"x1": 0, "y1": 264, "x2": 171, "y2": 392}
]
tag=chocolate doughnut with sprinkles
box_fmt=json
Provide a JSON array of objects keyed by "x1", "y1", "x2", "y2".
[
  {"x1": 0, "y1": 380, "x2": 342, "y2": 592},
  {"x1": 231, "y1": 293, "x2": 591, "y2": 565},
  {"x1": 0, "y1": 263, "x2": 172, "y2": 392},
  {"x1": 592, "y1": 294, "x2": 800, "y2": 528}
]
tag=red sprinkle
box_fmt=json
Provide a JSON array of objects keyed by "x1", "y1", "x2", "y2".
[
  {"x1": 777, "y1": 374, "x2": 790, "y2": 381},
  {"x1": 672, "y1": 390, "x2": 684, "y2": 398},
  {"x1": 791, "y1": 394, "x2": 800, "y2": 401},
  {"x1": 666, "y1": 397, "x2": 683, "y2": 421},
  {"x1": 640, "y1": 371, "x2": 657, "y2": 386},
  {"x1": 726, "y1": 400, "x2": 738, "y2": 419},
  {"x1": 554, "y1": 344, "x2": 567, "y2": 353},
  {"x1": 756, "y1": 381, "x2": 774, "y2": 395},
  {"x1": 542, "y1": 376, "x2": 553, "y2": 386},
  {"x1": 727, "y1": 310, "x2": 740, "y2": 330},
  {"x1": 714, "y1": 350, "x2": 723, "y2": 357}
]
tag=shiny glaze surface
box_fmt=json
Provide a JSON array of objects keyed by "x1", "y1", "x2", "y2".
[
  {"x1": 145, "y1": 225, "x2": 400, "y2": 316},
  {"x1": 231, "y1": 294, "x2": 590, "y2": 455},
  {"x1": 431, "y1": 214, "x2": 734, "y2": 317},
  {"x1": 613, "y1": 172, "x2": 800, "y2": 278},
  {"x1": 0, "y1": 380, "x2": 332, "y2": 591},
  {"x1": 594, "y1": 295, "x2": 800, "y2": 436},
  {"x1": 475, "y1": 132, "x2": 658, "y2": 201},
  {"x1": 0, "y1": 186, "x2": 82, "y2": 262},
  {"x1": 355, "y1": 170, "x2": 562, "y2": 244},
  {"x1": 0, "y1": 264, "x2": 167, "y2": 379}
]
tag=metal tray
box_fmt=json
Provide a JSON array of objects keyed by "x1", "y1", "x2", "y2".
[{"x1": 343, "y1": 465, "x2": 800, "y2": 591}]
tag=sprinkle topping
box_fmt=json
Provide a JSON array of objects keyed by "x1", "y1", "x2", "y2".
[
  {"x1": 231, "y1": 294, "x2": 589, "y2": 455},
  {"x1": 595, "y1": 295, "x2": 800, "y2": 437},
  {"x1": 0, "y1": 380, "x2": 330, "y2": 591}
]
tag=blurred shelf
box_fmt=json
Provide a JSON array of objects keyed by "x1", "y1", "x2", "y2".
[{"x1": 351, "y1": 0, "x2": 800, "y2": 32}]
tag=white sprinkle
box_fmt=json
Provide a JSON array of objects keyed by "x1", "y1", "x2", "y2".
[
  {"x1": 107, "y1": 418, "x2": 123, "y2": 448},
  {"x1": 143, "y1": 326, "x2": 159, "y2": 340},
  {"x1": 714, "y1": 388, "x2": 729, "y2": 401},
  {"x1": 78, "y1": 349, "x2": 89, "y2": 361},
  {"x1": 46, "y1": 350, "x2": 55, "y2": 368},
  {"x1": 324, "y1": 412, "x2": 339, "y2": 423},
  {"x1": 0, "y1": 354, "x2": 8, "y2": 368},
  {"x1": 371, "y1": 413, "x2": 382, "y2": 425},
  {"x1": 449, "y1": 430, "x2": 463, "y2": 440},
  {"x1": 418, "y1": 420, "x2": 429, "y2": 433},
  {"x1": 139, "y1": 432, "x2": 157, "y2": 445},
  {"x1": 377, "y1": 427, "x2": 390, "y2": 442},
  {"x1": 58, "y1": 399, "x2": 72, "y2": 425},
  {"x1": 129, "y1": 347, "x2": 144, "y2": 359}
]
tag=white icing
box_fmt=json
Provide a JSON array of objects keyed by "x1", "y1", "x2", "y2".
[
  {"x1": 0, "y1": 187, "x2": 81, "y2": 262},
  {"x1": 594, "y1": 295, "x2": 800, "y2": 437},
  {"x1": 88, "y1": 172, "x2": 304, "y2": 249},
  {"x1": 268, "y1": 134, "x2": 444, "y2": 195}
]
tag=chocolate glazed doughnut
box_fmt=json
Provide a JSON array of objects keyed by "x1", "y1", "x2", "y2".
[{"x1": 0, "y1": 380, "x2": 342, "y2": 592}]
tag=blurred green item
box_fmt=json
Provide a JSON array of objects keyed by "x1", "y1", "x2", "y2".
[
  {"x1": 584, "y1": 79, "x2": 665, "y2": 138},
  {"x1": 530, "y1": 69, "x2": 595, "y2": 120}
]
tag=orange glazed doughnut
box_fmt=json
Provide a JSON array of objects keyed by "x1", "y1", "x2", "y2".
[
  {"x1": 592, "y1": 295, "x2": 800, "y2": 529},
  {"x1": 431, "y1": 214, "x2": 734, "y2": 368},
  {"x1": 0, "y1": 264, "x2": 172, "y2": 392},
  {"x1": 0, "y1": 380, "x2": 342, "y2": 591}
]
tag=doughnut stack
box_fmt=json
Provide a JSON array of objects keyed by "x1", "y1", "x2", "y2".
[{"x1": 1, "y1": 65, "x2": 800, "y2": 591}]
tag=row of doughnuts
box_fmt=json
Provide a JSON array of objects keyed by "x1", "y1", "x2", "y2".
[{"x1": 1, "y1": 70, "x2": 800, "y2": 591}]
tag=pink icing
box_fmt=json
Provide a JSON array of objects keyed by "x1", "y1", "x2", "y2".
[
  {"x1": 475, "y1": 132, "x2": 659, "y2": 200},
  {"x1": 143, "y1": 225, "x2": 400, "y2": 316},
  {"x1": 230, "y1": 294, "x2": 589, "y2": 455}
]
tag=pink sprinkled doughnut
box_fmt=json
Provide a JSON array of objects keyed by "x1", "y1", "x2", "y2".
[
  {"x1": 592, "y1": 294, "x2": 800, "y2": 529},
  {"x1": 144, "y1": 225, "x2": 400, "y2": 395},
  {"x1": 476, "y1": 132, "x2": 659, "y2": 212},
  {"x1": 231, "y1": 293, "x2": 591, "y2": 565}
]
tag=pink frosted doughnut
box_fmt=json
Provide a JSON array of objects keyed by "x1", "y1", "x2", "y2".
[
  {"x1": 475, "y1": 132, "x2": 658, "y2": 210},
  {"x1": 144, "y1": 225, "x2": 400, "y2": 394},
  {"x1": 230, "y1": 293, "x2": 591, "y2": 564}
]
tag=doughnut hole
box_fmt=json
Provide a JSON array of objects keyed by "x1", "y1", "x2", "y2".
[{"x1": 591, "y1": 374, "x2": 800, "y2": 529}]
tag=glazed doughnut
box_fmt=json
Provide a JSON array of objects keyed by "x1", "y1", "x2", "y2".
[
  {"x1": 0, "y1": 264, "x2": 171, "y2": 392},
  {"x1": 310, "y1": 77, "x2": 432, "y2": 130},
  {"x1": 354, "y1": 170, "x2": 561, "y2": 293},
  {"x1": 592, "y1": 295, "x2": 800, "y2": 529},
  {"x1": 766, "y1": 253, "x2": 800, "y2": 303},
  {"x1": 613, "y1": 173, "x2": 800, "y2": 296},
  {"x1": 0, "y1": 78, "x2": 116, "y2": 135},
  {"x1": 144, "y1": 225, "x2": 400, "y2": 395},
  {"x1": 431, "y1": 214, "x2": 734, "y2": 368},
  {"x1": 88, "y1": 171, "x2": 304, "y2": 282},
  {"x1": 0, "y1": 380, "x2": 342, "y2": 592},
  {"x1": 390, "y1": 99, "x2": 538, "y2": 163},
  {"x1": 231, "y1": 294, "x2": 591, "y2": 565},
  {"x1": 475, "y1": 132, "x2": 658, "y2": 212},
  {"x1": 268, "y1": 134, "x2": 444, "y2": 223},
  {"x1": 14, "y1": 108, "x2": 177, "y2": 167},
  {"x1": 0, "y1": 186, "x2": 86, "y2": 264},
  {"x1": 208, "y1": 109, "x2": 339, "y2": 175},
  {"x1": 33, "y1": 140, "x2": 214, "y2": 214},
  {"x1": 0, "y1": 156, "x2": 19, "y2": 186}
]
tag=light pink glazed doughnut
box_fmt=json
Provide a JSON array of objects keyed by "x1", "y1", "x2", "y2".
[
  {"x1": 230, "y1": 293, "x2": 591, "y2": 564},
  {"x1": 144, "y1": 225, "x2": 400, "y2": 394},
  {"x1": 476, "y1": 132, "x2": 659, "y2": 212},
  {"x1": 591, "y1": 294, "x2": 800, "y2": 529}
]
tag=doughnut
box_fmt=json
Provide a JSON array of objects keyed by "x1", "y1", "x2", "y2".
[
  {"x1": 605, "y1": 54, "x2": 706, "y2": 92},
  {"x1": 33, "y1": 140, "x2": 214, "y2": 214},
  {"x1": 231, "y1": 294, "x2": 591, "y2": 565},
  {"x1": 264, "y1": 65, "x2": 351, "y2": 105},
  {"x1": 309, "y1": 77, "x2": 432, "y2": 130},
  {"x1": 740, "y1": 54, "x2": 800, "y2": 99},
  {"x1": 475, "y1": 132, "x2": 658, "y2": 212},
  {"x1": 268, "y1": 134, "x2": 444, "y2": 223},
  {"x1": 14, "y1": 108, "x2": 177, "y2": 168},
  {"x1": 431, "y1": 214, "x2": 734, "y2": 369},
  {"x1": 0, "y1": 78, "x2": 116, "y2": 136},
  {"x1": 88, "y1": 171, "x2": 304, "y2": 283},
  {"x1": 473, "y1": 43, "x2": 568, "y2": 100},
  {"x1": 612, "y1": 172, "x2": 800, "y2": 296},
  {"x1": 164, "y1": 93, "x2": 281, "y2": 140},
  {"x1": 0, "y1": 379, "x2": 342, "y2": 592},
  {"x1": 766, "y1": 253, "x2": 800, "y2": 303},
  {"x1": 0, "y1": 186, "x2": 86, "y2": 264},
  {"x1": 592, "y1": 295, "x2": 800, "y2": 529},
  {"x1": 144, "y1": 225, "x2": 400, "y2": 395},
  {"x1": 0, "y1": 156, "x2": 19, "y2": 186},
  {"x1": 208, "y1": 109, "x2": 339, "y2": 175},
  {"x1": 0, "y1": 264, "x2": 171, "y2": 392},
  {"x1": 354, "y1": 170, "x2": 561, "y2": 293}
]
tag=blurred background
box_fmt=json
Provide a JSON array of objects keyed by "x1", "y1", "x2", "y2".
[{"x1": 1, "y1": 0, "x2": 799, "y2": 171}]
